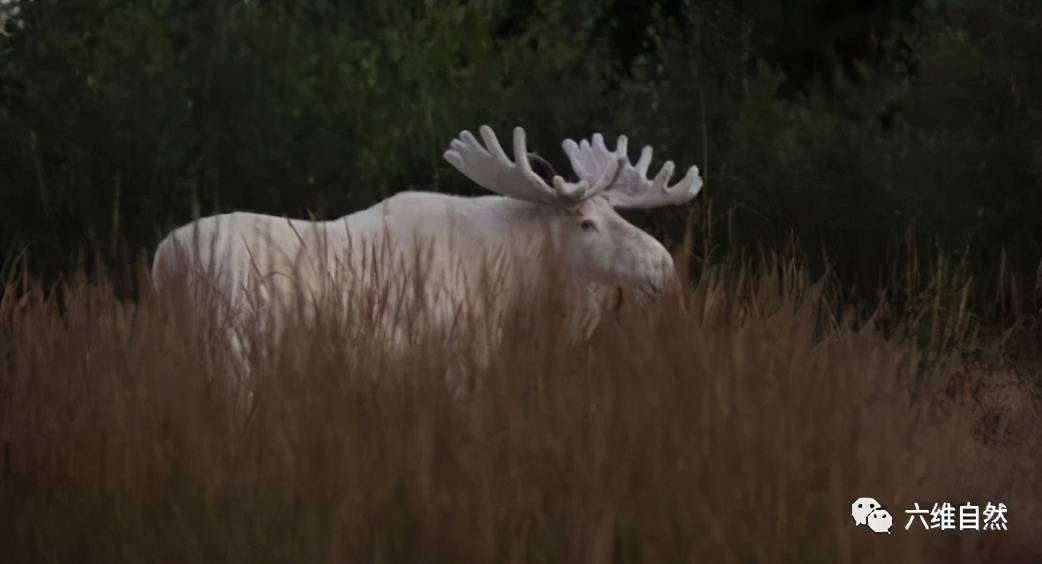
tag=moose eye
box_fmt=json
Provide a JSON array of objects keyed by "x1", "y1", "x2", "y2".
[{"x1": 580, "y1": 219, "x2": 595, "y2": 231}]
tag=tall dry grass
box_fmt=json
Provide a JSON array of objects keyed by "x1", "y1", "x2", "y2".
[{"x1": 0, "y1": 250, "x2": 1039, "y2": 563}]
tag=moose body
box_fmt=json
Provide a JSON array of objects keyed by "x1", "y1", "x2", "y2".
[
  {"x1": 153, "y1": 125, "x2": 703, "y2": 362},
  {"x1": 154, "y1": 192, "x2": 623, "y2": 339}
]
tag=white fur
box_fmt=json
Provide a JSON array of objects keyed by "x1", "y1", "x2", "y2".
[{"x1": 152, "y1": 191, "x2": 674, "y2": 356}]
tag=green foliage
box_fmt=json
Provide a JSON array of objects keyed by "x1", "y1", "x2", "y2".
[
  {"x1": 627, "y1": 0, "x2": 1041, "y2": 317},
  {"x1": 0, "y1": 0, "x2": 1038, "y2": 320}
]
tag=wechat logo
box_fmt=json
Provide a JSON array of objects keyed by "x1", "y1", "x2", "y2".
[{"x1": 852, "y1": 497, "x2": 893, "y2": 534}]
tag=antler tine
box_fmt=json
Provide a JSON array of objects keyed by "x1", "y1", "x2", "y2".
[
  {"x1": 510, "y1": 126, "x2": 534, "y2": 178},
  {"x1": 563, "y1": 131, "x2": 702, "y2": 209},
  {"x1": 615, "y1": 135, "x2": 628, "y2": 161},
  {"x1": 561, "y1": 135, "x2": 624, "y2": 201},
  {"x1": 675, "y1": 164, "x2": 702, "y2": 193},
  {"x1": 652, "y1": 160, "x2": 676, "y2": 191},
  {"x1": 635, "y1": 146, "x2": 653, "y2": 175},
  {"x1": 479, "y1": 125, "x2": 510, "y2": 164}
]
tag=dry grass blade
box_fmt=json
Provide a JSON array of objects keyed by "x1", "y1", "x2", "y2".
[{"x1": 0, "y1": 248, "x2": 1039, "y2": 564}]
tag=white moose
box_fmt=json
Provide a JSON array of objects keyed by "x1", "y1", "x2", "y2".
[{"x1": 152, "y1": 125, "x2": 703, "y2": 361}]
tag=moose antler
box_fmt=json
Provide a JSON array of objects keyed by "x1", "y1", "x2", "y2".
[
  {"x1": 444, "y1": 125, "x2": 620, "y2": 206},
  {"x1": 563, "y1": 133, "x2": 702, "y2": 209}
]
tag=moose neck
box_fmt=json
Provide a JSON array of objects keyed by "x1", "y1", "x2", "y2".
[{"x1": 462, "y1": 195, "x2": 564, "y2": 251}]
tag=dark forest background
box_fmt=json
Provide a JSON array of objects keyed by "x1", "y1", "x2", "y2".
[{"x1": 0, "y1": 0, "x2": 1039, "y2": 321}]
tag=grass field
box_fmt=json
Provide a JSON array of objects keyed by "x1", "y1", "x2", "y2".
[{"x1": 1, "y1": 251, "x2": 1039, "y2": 563}]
